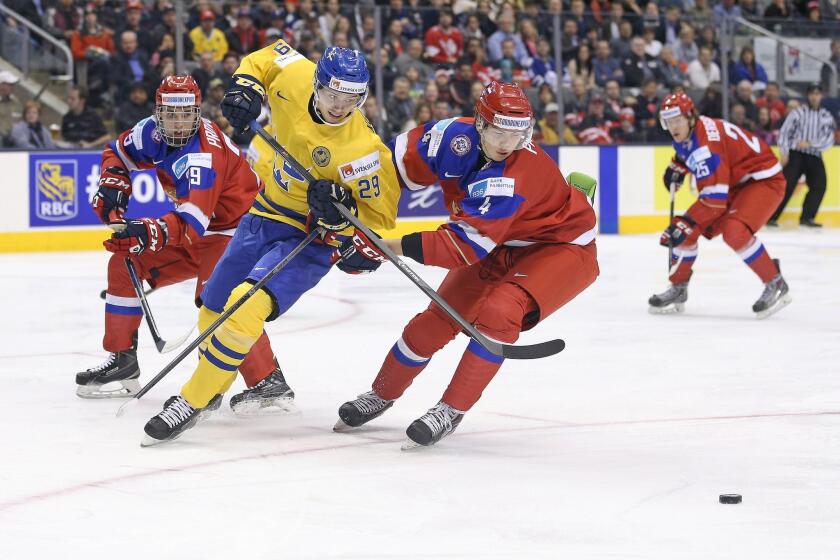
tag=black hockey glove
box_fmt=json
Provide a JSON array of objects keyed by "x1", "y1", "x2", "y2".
[
  {"x1": 659, "y1": 215, "x2": 698, "y2": 248},
  {"x1": 307, "y1": 180, "x2": 357, "y2": 231},
  {"x1": 663, "y1": 156, "x2": 689, "y2": 192},
  {"x1": 104, "y1": 217, "x2": 169, "y2": 255},
  {"x1": 221, "y1": 74, "x2": 266, "y2": 133},
  {"x1": 331, "y1": 230, "x2": 387, "y2": 275},
  {"x1": 92, "y1": 166, "x2": 132, "y2": 228}
]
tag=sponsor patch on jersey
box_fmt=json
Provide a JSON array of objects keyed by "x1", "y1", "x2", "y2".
[
  {"x1": 312, "y1": 146, "x2": 331, "y2": 167},
  {"x1": 466, "y1": 176, "x2": 515, "y2": 198},
  {"x1": 274, "y1": 51, "x2": 304, "y2": 68},
  {"x1": 450, "y1": 134, "x2": 471, "y2": 156},
  {"x1": 686, "y1": 146, "x2": 711, "y2": 165},
  {"x1": 172, "y1": 152, "x2": 212, "y2": 179},
  {"x1": 338, "y1": 151, "x2": 381, "y2": 181}
]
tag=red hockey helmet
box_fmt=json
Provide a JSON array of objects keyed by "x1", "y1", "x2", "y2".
[
  {"x1": 155, "y1": 75, "x2": 202, "y2": 147},
  {"x1": 474, "y1": 80, "x2": 534, "y2": 148},
  {"x1": 659, "y1": 92, "x2": 696, "y2": 130}
]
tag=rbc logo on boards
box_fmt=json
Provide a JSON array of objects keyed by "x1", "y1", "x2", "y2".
[{"x1": 34, "y1": 159, "x2": 77, "y2": 221}]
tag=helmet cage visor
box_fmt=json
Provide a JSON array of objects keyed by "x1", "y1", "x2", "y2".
[{"x1": 155, "y1": 93, "x2": 200, "y2": 147}]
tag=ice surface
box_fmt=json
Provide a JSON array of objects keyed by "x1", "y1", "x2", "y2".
[{"x1": 1, "y1": 231, "x2": 839, "y2": 559}]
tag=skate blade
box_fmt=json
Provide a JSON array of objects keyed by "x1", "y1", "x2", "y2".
[
  {"x1": 231, "y1": 397, "x2": 296, "y2": 417},
  {"x1": 140, "y1": 434, "x2": 167, "y2": 447},
  {"x1": 333, "y1": 419, "x2": 357, "y2": 432},
  {"x1": 400, "y1": 438, "x2": 425, "y2": 451},
  {"x1": 76, "y1": 379, "x2": 140, "y2": 399},
  {"x1": 756, "y1": 293, "x2": 792, "y2": 320},
  {"x1": 648, "y1": 302, "x2": 685, "y2": 315}
]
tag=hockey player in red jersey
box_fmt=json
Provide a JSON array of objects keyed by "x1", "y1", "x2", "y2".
[
  {"x1": 332, "y1": 81, "x2": 599, "y2": 448},
  {"x1": 75, "y1": 76, "x2": 282, "y2": 402},
  {"x1": 649, "y1": 92, "x2": 791, "y2": 318}
]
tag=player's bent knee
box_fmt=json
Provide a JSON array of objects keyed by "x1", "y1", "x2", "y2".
[
  {"x1": 402, "y1": 308, "x2": 462, "y2": 357},
  {"x1": 222, "y1": 282, "x2": 275, "y2": 338},
  {"x1": 720, "y1": 219, "x2": 753, "y2": 251},
  {"x1": 475, "y1": 283, "x2": 532, "y2": 343}
]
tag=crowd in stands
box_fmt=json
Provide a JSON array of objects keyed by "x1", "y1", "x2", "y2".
[{"x1": 1, "y1": 0, "x2": 839, "y2": 149}]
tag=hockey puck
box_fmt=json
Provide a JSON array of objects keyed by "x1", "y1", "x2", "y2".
[{"x1": 719, "y1": 494, "x2": 742, "y2": 504}]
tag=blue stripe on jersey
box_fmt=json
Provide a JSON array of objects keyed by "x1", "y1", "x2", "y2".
[
  {"x1": 105, "y1": 303, "x2": 143, "y2": 316},
  {"x1": 210, "y1": 335, "x2": 246, "y2": 361},
  {"x1": 448, "y1": 222, "x2": 491, "y2": 259},
  {"x1": 466, "y1": 339, "x2": 505, "y2": 364},
  {"x1": 202, "y1": 348, "x2": 240, "y2": 371},
  {"x1": 252, "y1": 195, "x2": 308, "y2": 225},
  {"x1": 699, "y1": 192, "x2": 728, "y2": 200},
  {"x1": 460, "y1": 193, "x2": 525, "y2": 220},
  {"x1": 176, "y1": 209, "x2": 207, "y2": 236}
]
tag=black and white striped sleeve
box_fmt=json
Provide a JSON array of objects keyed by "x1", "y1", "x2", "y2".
[
  {"x1": 777, "y1": 108, "x2": 800, "y2": 154},
  {"x1": 811, "y1": 109, "x2": 837, "y2": 153}
]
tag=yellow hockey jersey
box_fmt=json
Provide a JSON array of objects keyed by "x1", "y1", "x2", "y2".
[{"x1": 236, "y1": 40, "x2": 399, "y2": 238}]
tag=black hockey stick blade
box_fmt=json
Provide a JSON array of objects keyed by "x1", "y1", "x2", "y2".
[{"x1": 249, "y1": 125, "x2": 566, "y2": 360}]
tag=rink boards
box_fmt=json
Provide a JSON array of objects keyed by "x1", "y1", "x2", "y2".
[{"x1": 2, "y1": 145, "x2": 839, "y2": 252}]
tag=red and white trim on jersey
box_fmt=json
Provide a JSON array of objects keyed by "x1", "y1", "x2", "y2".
[
  {"x1": 737, "y1": 162, "x2": 783, "y2": 184},
  {"x1": 698, "y1": 183, "x2": 729, "y2": 204},
  {"x1": 175, "y1": 201, "x2": 211, "y2": 236},
  {"x1": 449, "y1": 219, "x2": 497, "y2": 259},
  {"x1": 393, "y1": 132, "x2": 428, "y2": 191}
]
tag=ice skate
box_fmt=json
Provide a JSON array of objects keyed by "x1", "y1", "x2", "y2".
[
  {"x1": 141, "y1": 394, "x2": 221, "y2": 447},
  {"x1": 75, "y1": 350, "x2": 140, "y2": 399},
  {"x1": 229, "y1": 368, "x2": 295, "y2": 416},
  {"x1": 402, "y1": 401, "x2": 464, "y2": 450},
  {"x1": 333, "y1": 390, "x2": 394, "y2": 432},
  {"x1": 753, "y1": 260, "x2": 791, "y2": 319},
  {"x1": 648, "y1": 283, "x2": 688, "y2": 314}
]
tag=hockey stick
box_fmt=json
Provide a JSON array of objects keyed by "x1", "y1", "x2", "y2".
[
  {"x1": 251, "y1": 123, "x2": 565, "y2": 360},
  {"x1": 115, "y1": 227, "x2": 322, "y2": 417},
  {"x1": 667, "y1": 180, "x2": 676, "y2": 274},
  {"x1": 125, "y1": 258, "x2": 193, "y2": 353}
]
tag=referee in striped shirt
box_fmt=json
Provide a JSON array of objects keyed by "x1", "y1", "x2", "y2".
[{"x1": 770, "y1": 83, "x2": 836, "y2": 228}]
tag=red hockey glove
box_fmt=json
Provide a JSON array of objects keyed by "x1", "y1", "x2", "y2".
[
  {"x1": 331, "y1": 230, "x2": 387, "y2": 275},
  {"x1": 92, "y1": 166, "x2": 132, "y2": 229},
  {"x1": 663, "y1": 157, "x2": 689, "y2": 192},
  {"x1": 659, "y1": 215, "x2": 698, "y2": 248},
  {"x1": 104, "y1": 217, "x2": 169, "y2": 255}
]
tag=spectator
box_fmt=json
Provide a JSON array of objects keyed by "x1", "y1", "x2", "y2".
[
  {"x1": 495, "y1": 38, "x2": 525, "y2": 83},
  {"x1": 226, "y1": 8, "x2": 260, "y2": 55},
  {"x1": 577, "y1": 95, "x2": 613, "y2": 144},
  {"x1": 220, "y1": 53, "x2": 240, "y2": 89},
  {"x1": 567, "y1": 0, "x2": 594, "y2": 37},
  {"x1": 610, "y1": 20, "x2": 635, "y2": 61},
  {"x1": 730, "y1": 103, "x2": 750, "y2": 130},
  {"x1": 318, "y1": 0, "x2": 342, "y2": 43},
  {"x1": 384, "y1": 19, "x2": 407, "y2": 58},
  {"x1": 152, "y1": 4, "x2": 193, "y2": 61},
  {"x1": 190, "y1": 9, "x2": 229, "y2": 62},
  {"x1": 659, "y1": 46, "x2": 688, "y2": 90},
  {"x1": 527, "y1": 37, "x2": 558, "y2": 88},
  {"x1": 764, "y1": 0, "x2": 793, "y2": 19},
  {"x1": 117, "y1": 0, "x2": 155, "y2": 55},
  {"x1": 432, "y1": 100, "x2": 452, "y2": 121},
  {"x1": 424, "y1": 9, "x2": 463, "y2": 65},
  {"x1": 474, "y1": 0, "x2": 498, "y2": 38},
  {"x1": 462, "y1": 13, "x2": 485, "y2": 41},
  {"x1": 449, "y1": 61, "x2": 475, "y2": 112},
  {"x1": 612, "y1": 107, "x2": 643, "y2": 142},
  {"x1": 89, "y1": 0, "x2": 120, "y2": 32},
  {"x1": 697, "y1": 26, "x2": 719, "y2": 62},
  {"x1": 634, "y1": 78, "x2": 662, "y2": 140},
  {"x1": 519, "y1": 18, "x2": 540, "y2": 60},
  {"x1": 560, "y1": 19, "x2": 581, "y2": 61},
  {"x1": 642, "y1": 27, "x2": 662, "y2": 58},
  {"x1": 385, "y1": 77, "x2": 415, "y2": 134},
  {"x1": 740, "y1": 0, "x2": 762, "y2": 19},
  {"x1": 44, "y1": 0, "x2": 83, "y2": 41},
  {"x1": 732, "y1": 46, "x2": 768, "y2": 91},
  {"x1": 61, "y1": 86, "x2": 109, "y2": 149},
  {"x1": 0, "y1": 72, "x2": 22, "y2": 144},
  {"x1": 687, "y1": 46, "x2": 721, "y2": 90},
  {"x1": 191, "y1": 52, "x2": 223, "y2": 97},
  {"x1": 604, "y1": 79, "x2": 625, "y2": 117},
  {"x1": 536, "y1": 103, "x2": 562, "y2": 143},
  {"x1": 395, "y1": 39, "x2": 432, "y2": 83},
  {"x1": 673, "y1": 25, "x2": 698, "y2": 66},
  {"x1": 642, "y1": 2, "x2": 660, "y2": 30},
  {"x1": 593, "y1": 40, "x2": 623, "y2": 87},
  {"x1": 601, "y1": 3, "x2": 626, "y2": 42},
  {"x1": 200, "y1": 78, "x2": 227, "y2": 123},
  {"x1": 754, "y1": 106, "x2": 779, "y2": 145},
  {"x1": 422, "y1": 81, "x2": 439, "y2": 107},
  {"x1": 362, "y1": 95, "x2": 392, "y2": 139},
  {"x1": 567, "y1": 43, "x2": 595, "y2": 88},
  {"x1": 404, "y1": 66, "x2": 425, "y2": 98},
  {"x1": 658, "y1": 6, "x2": 682, "y2": 47},
  {"x1": 698, "y1": 82, "x2": 724, "y2": 118},
  {"x1": 6, "y1": 0, "x2": 43, "y2": 27},
  {"x1": 487, "y1": 13, "x2": 527, "y2": 64},
  {"x1": 150, "y1": 32, "x2": 175, "y2": 68},
  {"x1": 713, "y1": 0, "x2": 742, "y2": 27},
  {"x1": 756, "y1": 81, "x2": 786, "y2": 127},
  {"x1": 621, "y1": 37, "x2": 660, "y2": 88},
  {"x1": 734, "y1": 79, "x2": 759, "y2": 127},
  {"x1": 110, "y1": 31, "x2": 154, "y2": 100},
  {"x1": 565, "y1": 76, "x2": 591, "y2": 114},
  {"x1": 9, "y1": 101, "x2": 55, "y2": 149},
  {"x1": 114, "y1": 82, "x2": 153, "y2": 133},
  {"x1": 820, "y1": 39, "x2": 840, "y2": 92},
  {"x1": 70, "y1": 10, "x2": 114, "y2": 62},
  {"x1": 688, "y1": 0, "x2": 714, "y2": 22}
]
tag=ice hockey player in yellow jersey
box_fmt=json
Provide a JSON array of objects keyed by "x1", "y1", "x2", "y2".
[{"x1": 141, "y1": 43, "x2": 400, "y2": 446}]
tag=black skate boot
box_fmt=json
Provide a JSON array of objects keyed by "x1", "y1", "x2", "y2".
[
  {"x1": 402, "y1": 401, "x2": 464, "y2": 450},
  {"x1": 75, "y1": 349, "x2": 140, "y2": 399},
  {"x1": 333, "y1": 390, "x2": 394, "y2": 432},
  {"x1": 229, "y1": 368, "x2": 295, "y2": 416},
  {"x1": 163, "y1": 393, "x2": 222, "y2": 424},
  {"x1": 648, "y1": 282, "x2": 688, "y2": 314},
  {"x1": 752, "y1": 260, "x2": 792, "y2": 319},
  {"x1": 141, "y1": 394, "x2": 221, "y2": 447}
]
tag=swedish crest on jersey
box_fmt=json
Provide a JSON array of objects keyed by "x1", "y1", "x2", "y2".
[
  {"x1": 450, "y1": 134, "x2": 471, "y2": 156},
  {"x1": 312, "y1": 146, "x2": 331, "y2": 167}
]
